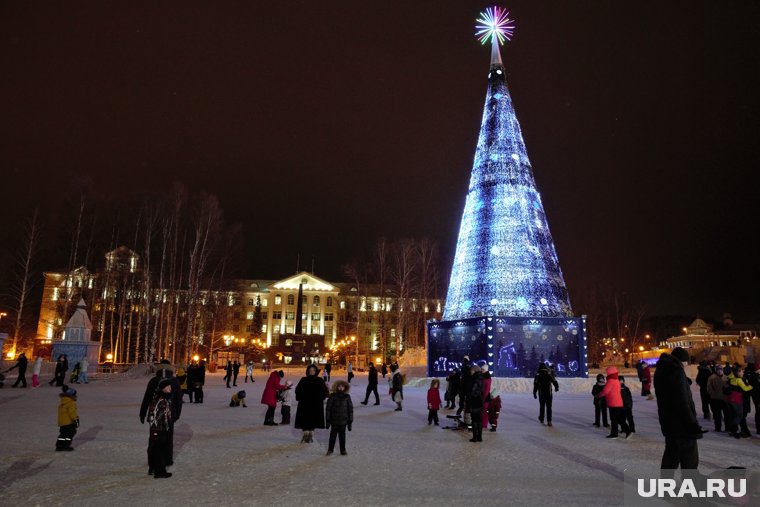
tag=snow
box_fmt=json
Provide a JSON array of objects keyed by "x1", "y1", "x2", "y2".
[{"x1": 1, "y1": 367, "x2": 759, "y2": 507}]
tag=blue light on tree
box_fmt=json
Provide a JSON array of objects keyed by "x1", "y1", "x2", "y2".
[{"x1": 443, "y1": 9, "x2": 572, "y2": 321}]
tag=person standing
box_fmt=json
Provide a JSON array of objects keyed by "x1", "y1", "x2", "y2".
[
  {"x1": 592, "y1": 374, "x2": 610, "y2": 428},
  {"x1": 245, "y1": 361, "x2": 254, "y2": 383},
  {"x1": 77, "y1": 357, "x2": 90, "y2": 384},
  {"x1": 294, "y1": 364, "x2": 329, "y2": 443},
  {"x1": 389, "y1": 364, "x2": 404, "y2": 411},
  {"x1": 56, "y1": 385, "x2": 79, "y2": 451},
  {"x1": 597, "y1": 366, "x2": 630, "y2": 439},
  {"x1": 445, "y1": 368, "x2": 461, "y2": 409},
  {"x1": 706, "y1": 365, "x2": 728, "y2": 432},
  {"x1": 427, "y1": 379, "x2": 442, "y2": 426},
  {"x1": 224, "y1": 361, "x2": 233, "y2": 388},
  {"x1": 620, "y1": 376, "x2": 636, "y2": 433},
  {"x1": 381, "y1": 363, "x2": 387, "y2": 379},
  {"x1": 726, "y1": 365, "x2": 752, "y2": 438},
  {"x1": 347, "y1": 361, "x2": 354, "y2": 383},
  {"x1": 481, "y1": 364, "x2": 492, "y2": 430},
  {"x1": 361, "y1": 363, "x2": 380, "y2": 405},
  {"x1": 31, "y1": 356, "x2": 43, "y2": 388},
  {"x1": 261, "y1": 370, "x2": 288, "y2": 426},
  {"x1": 653, "y1": 347, "x2": 704, "y2": 479},
  {"x1": 324, "y1": 362, "x2": 332, "y2": 382},
  {"x1": 457, "y1": 356, "x2": 472, "y2": 418},
  {"x1": 325, "y1": 380, "x2": 353, "y2": 455},
  {"x1": 232, "y1": 360, "x2": 240, "y2": 387},
  {"x1": 641, "y1": 362, "x2": 654, "y2": 400},
  {"x1": 140, "y1": 366, "x2": 182, "y2": 468},
  {"x1": 533, "y1": 363, "x2": 559, "y2": 427},
  {"x1": 279, "y1": 380, "x2": 293, "y2": 424},
  {"x1": 744, "y1": 363, "x2": 760, "y2": 435},
  {"x1": 49, "y1": 355, "x2": 65, "y2": 386},
  {"x1": 695, "y1": 360, "x2": 712, "y2": 420},
  {"x1": 147, "y1": 379, "x2": 174, "y2": 478},
  {"x1": 8, "y1": 352, "x2": 28, "y2": 388},
  {"x1": 468, "y1": 365, "x2": 484, "y2": 442}
]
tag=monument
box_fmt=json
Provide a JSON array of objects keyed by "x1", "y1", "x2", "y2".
[{"x1": 50, "y1": 298, "x2": 100, "y2": 377}]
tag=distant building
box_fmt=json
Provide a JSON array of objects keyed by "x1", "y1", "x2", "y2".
[
  {"x1": 665, "y1": 316, "x2": 759, "y2": 364},
  {"x1": 35, "y1": 247, "x2": 442, "y2": 363}
]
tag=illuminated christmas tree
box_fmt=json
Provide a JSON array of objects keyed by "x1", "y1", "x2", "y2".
[{"x1": 444, "y1": 7, "x2": 572, "y2": 320}]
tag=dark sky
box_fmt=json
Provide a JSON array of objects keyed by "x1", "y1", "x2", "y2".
[{"x1": 1, "y1": 1, "x2": 759, "y2": 319}]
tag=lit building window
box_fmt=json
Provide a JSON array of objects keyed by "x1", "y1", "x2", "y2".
[
  {"x1": 246, "y1": 312, "x2": 254, "y2": 320},
  {"x1": 262, "y1": 324, "x2": 267, "y2": 332},
  {"x1": 313, "y1": 296, "x2": 320, "y2": 307},
  {"x1": 52, "y1": 288, "x2": 59, "y2": 301},
  {"x1": 312, "y1": 313, "x2": 321, "y2": 321},
  {"x1": 262, "y1": 298, "x2": 268, "y2": 307},
  {"x1": 285, "y1": 312, "x2": 295, "y2": 320},
  {"x1": 340, "y1": 301, "x2": 346, "y2": 310}
]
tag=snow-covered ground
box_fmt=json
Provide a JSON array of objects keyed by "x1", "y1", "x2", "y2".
[{"x1": 1, "y1": 367, "x2": 759, "y2": 507}]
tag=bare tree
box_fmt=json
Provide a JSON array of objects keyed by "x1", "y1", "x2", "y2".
[
  {"x1": 9, "y1": 208, "x2": 40, "y2": 354},
  {"x1": 390, "y1": 239, "x2": 417, "y2": 360}
]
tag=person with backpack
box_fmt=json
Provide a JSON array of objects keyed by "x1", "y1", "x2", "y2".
[{"x1": 533, "y1": 363, "x2": 559, "y2": 427}]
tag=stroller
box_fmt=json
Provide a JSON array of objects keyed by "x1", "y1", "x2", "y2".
[{"x1": 70, "y1": 363, "x2": 81, "y2": 384}]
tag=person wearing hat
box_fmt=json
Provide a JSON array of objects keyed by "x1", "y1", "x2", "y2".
[
  {"x1": 596, "y1": 366, "x2": 630, "y2": 439},
  {"x1": 360, "y1": 362, "x2": 380, "y2": 406},
  {"x1": 695, "y1": 360, "x2": 713, "y2": 421},
  {"x1": 744, "y1": 363, "x2": 760, "y2": 435},
  {"x1": 261, "y1": 369, "x2": 289, "y2": 426},
  {"x1": 653, "y1": 347, "x2": 705, "y2": 479},
  {"x1": 147, "y1": 379, "x2": 174, "y2": 478},
  {"x1": 591, "y1": 373, "x2": 609, "y2": 428},
  {"x1": 56, "y1": 385, "x2": 79, "y2": 451},
  {"x1": 229, "y1": 390, "x2": 247, "y2": 407},
  {"x1": 294, "y1": 364, "x2": 329, "y2": 443},
  {"x1": 706, "y1": 365, "x2": 728, "y2": 432},
  {"x1": 7, "y1": 352, "x2": 28, "y2": 388}
]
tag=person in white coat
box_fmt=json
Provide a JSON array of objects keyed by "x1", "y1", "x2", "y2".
[
  {"x1": 77, "y1": 358, "x2": 90, "y2": 384},
  {"x1": 32, "y1": 356, "x2": 43, "y2": 388}
]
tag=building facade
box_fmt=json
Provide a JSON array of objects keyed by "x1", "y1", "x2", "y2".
[{"x1": 35, "y1": 247, "x2": 442, "y2": 364}]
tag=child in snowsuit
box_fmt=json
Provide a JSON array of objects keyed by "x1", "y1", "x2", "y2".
[
  {"x1": 56, "y1": 385, "x2": 79, "y2": 451},
  {"x1": 427, "y1": 379, "x2": 442, "y2": 425},
  {"x1": 488, "y1": 394, "x2": 502, "y2": 431},
  {"x1": 279, "y1": 380, "x2": 293, "y2": 424},
  {"x1": 533, "y1": 363, "x2": 559, "y2": 426},
  {"x1": 620, "y1": 376, "x2": 636, "y2": 433},
  {"x1": 325, "y1": 380, "x2": 353, "y2": 455},
  {"x1": 592, "y1": 374, "x2": 609, "y2": 428},
  {"x1": 230, "y1": 390, "x2": 247, "y2": 407},
  {"x1": 147, "y1": 379, "x2": 174, "y2": 478}
]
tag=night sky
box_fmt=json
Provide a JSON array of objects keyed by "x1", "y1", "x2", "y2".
[{"x1": 2, "y1": 1, "x2": 759, "y2": 319}]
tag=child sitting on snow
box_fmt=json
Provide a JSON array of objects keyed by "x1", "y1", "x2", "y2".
[
  {"x1": 229, "y1": 390, "x2": 247, "y2": 407},
  {"x1": 278, "y1": 380, "x2": 293, "y2": 424}
]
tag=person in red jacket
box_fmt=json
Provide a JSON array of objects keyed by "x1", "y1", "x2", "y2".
[
  {"x1": 641, "y1": 362, "x2": 654, "y2": 400},
  {"x1": 427, "y1": 379, "x2": 442, "y2": 425},
  {"x1": 261, "y1": 370, "x2": 289, "y2": 426},
  {"x1": 597, "y1": 366, "x2": 632, "y2": 439}
]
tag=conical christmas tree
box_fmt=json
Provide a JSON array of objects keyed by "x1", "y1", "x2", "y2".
[{"x1": 444, "y1": 8, "x2": 572, "y2": 320}]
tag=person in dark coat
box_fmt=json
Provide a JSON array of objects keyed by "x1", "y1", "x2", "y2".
[
  {"x1": 381, "y1": 363, "x2": 388, "y2": 379},
  {"x1": 457, "y1": 356, "x2": 472, "y2": 418},
  {"x1": 147, "y1": 379, "x2": 174, "y2": 478},
  {"x1": 390, "y1": 364, "x2": 404, "y2": 411},
  {"x1": 620, "y1": 376, "x2": 636, "y2": 433},
  {"x1": 7, "y1": 353, "x2": 28, "y2": 388},
  {"x1": 695, "y1": 360, "x2": 712, "y2": 420},
  {"x1": 49, "y1": 354, "x2": 67, "y2": 387},
  {"x1": 445, "y1": 368, "x2": 461, "y2": 409},
  {"x1": 468, "y1": 365, "x2": 484, "y2": 442},
  {"x1": 361, "y1": 363, "x2": 380, "y2": 405},
  {"x1": 744, "y1": 363, "x2": 760, "y2": 435},
  {"x1": 224, "y1": 361, "x2": 233, "y2": 388},
  {"x1": 533, "y1": 363, "x2": 559, "y2": 426},
  {"x1": 324, "y1": 362, "x2": 332, "y2": 382},
  {"x1": 232, "y1": 360, "x2": 240, "y2": 386},
  {"x1": 325, "y1": 380, "x2": 353, "y2": 455},
  {"x1": 140, "y1": 365, "x2": 182, "y2": 469},
  {"x1": 294, "y1": 364, "x2": 329, "y2": 443},
  {"x1": 654, "y1": 347, "x2": 705, "y2": 480},
  {"x1": 591, "y1": 373, "x2": 609, "y2": 427},
  {"x1": 195, "y1": 360, "x2": 206, "y2": 402}
]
